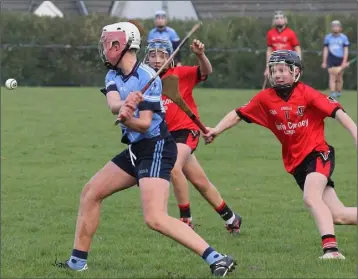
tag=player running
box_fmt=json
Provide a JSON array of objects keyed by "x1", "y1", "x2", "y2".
[
  {"x1": 264, "y1": 11, "x2": 301, "y2": 78},
  {"x1": 204, "y1": 50, "x2": 357, "y2": 259},
  {"x1": 321, "y1": 20, "x2": 350, "y2": 99},
  {"x1": 144, "y1": 39, "x2": 242, "y2": 232},
  {"x1": 55, "y1": 22, "x2": 236, "y2": 277}
]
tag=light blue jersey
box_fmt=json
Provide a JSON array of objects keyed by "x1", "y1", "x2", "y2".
[
  {"x1": 104, "y1": 60, "x2": 167, "y2": 144},
  {"x1": 324, "y1": 33, "x2": 350, "y2": 58},
  {"x1": 147, "y1": 27, "x2": 180, "y2": 43}
]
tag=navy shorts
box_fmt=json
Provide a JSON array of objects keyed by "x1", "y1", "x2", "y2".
[
  {"x1": 111, "y1": 136, "x2": 178, "y2": 183},
  {"x1": 293, "y1": 146, "x2": 335, "y2": 191},
  {"x1": 327, "y1": 54, "x2": 343, "y2": 68}
]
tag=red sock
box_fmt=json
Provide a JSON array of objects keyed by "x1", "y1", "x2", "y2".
[
  {"x1": 322, "y1": 234, "x2": 338, "y2": 253},
  {"x1": 178, "y1": 203, "x2": 191, "y2": 218}
]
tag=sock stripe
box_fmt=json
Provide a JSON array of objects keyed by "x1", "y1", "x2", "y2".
[
  {"x1": 215, "y1": 201, "x2": 226, "y2": 212},
  {"x1": 178, "y1": 203, "x2": 190, "y2": 209}
]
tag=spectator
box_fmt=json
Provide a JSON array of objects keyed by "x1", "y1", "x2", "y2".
[
  {"x1": 148, "y1": 10, "x2": 182, "y2": 66},
  {"x1": 321, "y1": 20, "x2": 350, "y2": 99},
  {"x1": 264, "y1": 11, "x2": 301, "y2": 78}
]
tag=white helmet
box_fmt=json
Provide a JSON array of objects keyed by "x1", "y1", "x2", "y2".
[
  {"x1": 101, "y1": 22, "x2": 141, "y2": 50},
  {"x1": 99, "y1": 21, "x2": 141, "y2": 69}
]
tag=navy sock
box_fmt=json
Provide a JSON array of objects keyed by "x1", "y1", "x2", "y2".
[
  {"x1": 67, "y1": 249, "x2": 88, "y2": 270},
  {"x1": 72, "y1": 249, "x2": 88, "y2": 260},
  {"x1": 202, "y1": 247, "x2": 224, "y2": 265}
]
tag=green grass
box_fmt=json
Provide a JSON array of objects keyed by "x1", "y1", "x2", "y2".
[{"x1": 1, "y1": 87, "x2": 356, "y2": 278}]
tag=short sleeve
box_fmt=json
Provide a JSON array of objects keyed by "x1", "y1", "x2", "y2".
[
  {"x1": 147, "y1": 29, "x2": 155, "y2": 42},
  {"x1": 169, "y1": 28, "x2": 180, "y2": 42},
  {"x1": 235, "y1": 93, "x2": 268, "y2": 127},
  {"x1": 138, "y1": 76, "x2": 163, "y2": 112},
  {"x1": 290, "y1": 31, "x2": 300, "y2": 47},
  {"x1": 323, "y1": 35, "x2": 329, "y2": 46},
  {"x1": 308, "y1": 89, "x2": 344, "y2": 118},
  {"x1": 343, "y1": 35, "x2": 350, "y2": 46},
  {"x1": 105, "y1": 71, "x2": 118, "y2": 92},
  {"x1": 267, "y1": 31, "x2": 273, "y2": 47}
]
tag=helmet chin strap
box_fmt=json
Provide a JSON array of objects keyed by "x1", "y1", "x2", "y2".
[{"x1": 104, "y1": 38, "x2": 133, "y2": 70}]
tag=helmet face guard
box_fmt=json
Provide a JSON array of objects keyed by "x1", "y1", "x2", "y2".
[
  {"x1": 268, "y1": 50, "x2": 302, "y2": 93},
  {"x1": 273, "y1": 11, "x2": 287, "y2": 28},
  {"x1": 144, "y1": 39, "x2": 174, "y2": 71},
  {"x1": 98, "y1": 30, "x2": 131, "y2": 69}
]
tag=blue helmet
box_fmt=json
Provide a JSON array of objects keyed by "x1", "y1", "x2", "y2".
[
  {"x1": 144, "y1": 39, "x2": 174, "y2": 71},
  {"x1": 145, "y1": 39, "x2": 173, "y2": 56}
]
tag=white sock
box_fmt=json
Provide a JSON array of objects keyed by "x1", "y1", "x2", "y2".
[{"x1": 225, "y1": 214, "x2": 236, "y2": 225}]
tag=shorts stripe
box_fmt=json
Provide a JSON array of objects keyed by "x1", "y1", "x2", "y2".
[
  {"x1": 150, "y1": 141, "x2": 160, "y2": 177},
  {"x1": 150, "y1": 139, "x2": 164, "y2": 177},
  {"x1": 316, "y1": 157, "x2": 331, "y2": 178},
  {"x1": 155, "y1": 140, "x2": 164, "y2": 177}
]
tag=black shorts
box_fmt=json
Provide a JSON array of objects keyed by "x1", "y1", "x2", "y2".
[
  {"x1": 170, "y1": 129, "x2": 200, "y2": 153},
  {"x1": 327, "y1": 54, "x2": 343, "y2": 68},
  {"x1": 111, "y1": 136, "x2": 177, "y2": 183},
  {"x1": 293, "y1": 146, "x2": 335, "y2": 191}
]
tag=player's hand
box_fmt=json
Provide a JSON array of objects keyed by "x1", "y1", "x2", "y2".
[
  {"x1": 191, "y1": 39, "x2": 205, "y2": 56},
  {"x1": 202, "y1": 127, "x2": 218, "y2": 144},
  {"x1": 118, "y1": 105, "x2": 134, "y2": 123},
  {"x1": 321, "y1": 62, "x2": 327, "y2": 69},
  {"x1": 264, "y1": 67, "x2": 269, "y2": 77},
  {"x1": 340, "y1": 61, "x2": 349, "y2": 69},
  {"x1": 125, "y1": 91, "x2": 144, "y2": 110}
]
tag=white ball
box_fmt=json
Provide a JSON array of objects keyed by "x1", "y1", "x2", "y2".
[{"x1": 5, "y1": 78, "x2": 17, "y2": 90}]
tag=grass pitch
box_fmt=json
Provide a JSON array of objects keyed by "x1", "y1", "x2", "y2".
[{"x1": 1, "y1": 87, "x2": 356, "y2": 278}]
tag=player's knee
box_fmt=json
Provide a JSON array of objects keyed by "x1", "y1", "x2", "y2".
[
  {"x1": 303, "y1": 195, "x2": 318, "y2": 208},
  {"x1": 170, "y1": 166, "x2": 185, "y2": 180},
  {"x1": 144, "y1": 212, "x2": 165, "y2": 231},
  {"x1": 80, "y1": 182, "x2": 102, "y2": 203},
  {"x1": 332, "y1": 211, "x2": 347, "y2": 225}
]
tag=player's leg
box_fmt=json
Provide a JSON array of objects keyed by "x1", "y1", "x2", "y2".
[
  {"x1": 322, "y1": 186, "x2": 357, "y2": 225},
  {"x1": 327, "y1": 68, "x2": 337, "y2": 98},
  {"x1": 170, "y1": 142, "x2": 193, "y2": 226},
  {"x1": 298, "y1": 148, "x2": 345, "y2": 259},
  {"x1": 56, "y1": 151, "x2": 137, "y2": 270},
  {"x1": 138, "y1": 137, "x2": 236, "y2": 276},
  {"x1": 182, "y1": 154, "x2": 242, "y2": 234},
  {"x1": 335, "y1": 70, "x2": 344, "y2": 97},
  {"x1": 139, "y1": 177, "x2": 236, "y2": 275}
]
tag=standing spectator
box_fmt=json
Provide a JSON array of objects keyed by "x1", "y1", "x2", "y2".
[
  {"x1": 264, "y1": 11, "x2": 301, "y2": 78},
  {"x1": 148, "y1": 10, "x2": 182, "y2": 66},
  {"x1": 321, "y1": 20, "x2": 350, "y2": 99}
]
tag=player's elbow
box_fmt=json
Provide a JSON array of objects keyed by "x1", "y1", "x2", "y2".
[
  {"x1": 138, "y1": 120, "x2": 152, "y2": 133},
  {"x1": 110, "y1": 107, "x2": 119, "y2": 115}
]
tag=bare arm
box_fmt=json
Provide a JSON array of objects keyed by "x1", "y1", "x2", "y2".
[
  {"x1": 322, "y1": 46, "x2": 328, "y2": 64},
  {"x1": 203, "y1": 110, "x2": 241, "y2": 144},
  {"x1": 335, "y1": 109, "x2": 357, "y2": 145},
  {"x1": 214, "y1": 110, "x2": 242, "y2": 136},
  {"x1": 342, "y1": 46, "x2": 349, "y2": 64},
  {"x1": 266, "y1": 46, "x2": 273, "y2": 64},
  {"x1": 294, "y1": 45, "x2": 302, "y2": 59},
  {"x1": 196, "y1": 53, "x2": 212, "y2": 76},
  {"x1": 107, "y1": 91, "x2": 124, "y2": 114},
  {"x1": 122, "y1": 110, "x2": 153, "y2": 134}
]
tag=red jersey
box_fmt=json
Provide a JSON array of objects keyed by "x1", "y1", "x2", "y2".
[
  {"x1": 267, "y1": 27, "x2": 299, "y2": 51},
  {"x1": 235, "y1": 82, "x2": 343, "y2": 174},
  {"x1": 161, "y1": 66, "x2": 204, "y2": 131}
]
